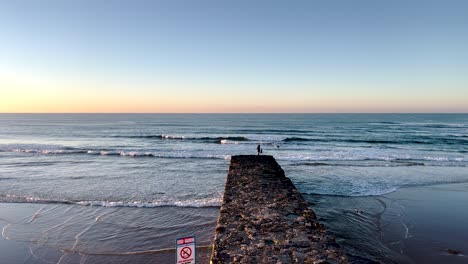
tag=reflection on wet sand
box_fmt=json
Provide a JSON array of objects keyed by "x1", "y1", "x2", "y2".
[{"x1": 0, "y1": 203, "x2": 218, "y2": 264}]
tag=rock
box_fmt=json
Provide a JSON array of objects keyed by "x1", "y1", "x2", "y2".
[
  {"x1": 447, "y1": 248, "x2": 462, "y2": 255},
  {"x1": 277, "y1": 254, "x2": 293, "y2": 264},
  {"x1": 215, "y1": 225, "x2": 226, "y2": 232},
  {"x1": 210, "y1": 155, "x2": 348, "y2": 264},
  {"x1": 292, "y1": 251, "x2": 307, "y2": 262}
]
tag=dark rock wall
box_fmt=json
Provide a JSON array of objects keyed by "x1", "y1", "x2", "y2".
[{"x1": 210, "y1": 155, "x2": 347, "y2": 264}]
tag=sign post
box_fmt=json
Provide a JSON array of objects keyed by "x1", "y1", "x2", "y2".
[{"x1": 176, "y1": 236, "x2": 196, "y2": 264}]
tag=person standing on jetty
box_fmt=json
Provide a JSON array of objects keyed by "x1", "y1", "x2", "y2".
[{"x1": 257, "y1": 144, "x2": 262, "y2": 155}]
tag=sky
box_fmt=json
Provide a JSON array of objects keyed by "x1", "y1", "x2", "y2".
[{"x1": 1, "y1": 0, "x2": 467, "y2": 113}]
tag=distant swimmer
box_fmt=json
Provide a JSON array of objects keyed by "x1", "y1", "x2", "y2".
[{"x1": 257, "y1": 144, "x2": 262, "y2": 155}]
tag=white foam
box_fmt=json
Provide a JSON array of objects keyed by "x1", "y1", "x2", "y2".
[
  {"x1": 99, "y1": 151, "x2": 114, "y2": 155},
  {"x1": 4, "y1": 194, "x2": 43, "y2": 202},
  {"x1": 401, "y1": 122, "x2": 465, "y2": 127},
  {"x1": 293, "y1": 162, "x2": 468, "y2": 197},
  {"x1": 0, "y1": 195, "x2": 222, "y2": 208},
  {"x1": 276, "y1": 151, "x2": 466, "y2": 164},
  {"x1": 118, "y1": 151, "x2": 154, "y2": 157},
  {"x1": 3, "y1": 144, "x2": 464, "y2": 165},
  {"x1": 161, "y1": 135, "x2": 185, "y2": 140},
  {"x1": 423, "y1": 156, "x2": 449, "y2": 161},
  {"x1": 311, "y1": 187, "x2": 399, "y2": 197},
  {"x1": 76, "y1": 197, "x2": 221, "y2": 208},
  {"x1": 9, "y1": 148, "x2": 79, "y2": 155}
]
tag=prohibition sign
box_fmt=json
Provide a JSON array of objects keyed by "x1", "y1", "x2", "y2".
[{"x1": 180, "y1": 246, "x2": 192, "y2": 259}]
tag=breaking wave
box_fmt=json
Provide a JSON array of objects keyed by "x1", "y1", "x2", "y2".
[
  {"x1": 0, "y1": 194, "x2": 222, "y2": 208},
  {"x1": 76, "y1": 198, "x2": 221, "y2": 208},
  {"x1": 2, "y1": 144, "x2": 465, "y2": 166},
  {"x1": 113, "y1": 134, "x2": 250, "y2": 143},
  {"x1": 0, "y1": 144, "x2": 231, "y2": 160}
]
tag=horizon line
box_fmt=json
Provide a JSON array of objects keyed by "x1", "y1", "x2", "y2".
[{"x1": 1, "y1": 112, "x2": 467, "y2": 115}]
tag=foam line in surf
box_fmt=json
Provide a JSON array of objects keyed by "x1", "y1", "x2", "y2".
[
  {"x1": 76, "y1": 198, "x2": 221, "y2": 208},
  {"x1": 0, "y1": 195, "x2": 222, "y2": 208}
]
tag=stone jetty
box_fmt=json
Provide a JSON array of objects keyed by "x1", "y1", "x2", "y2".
[{"x1": 210, "y1": 155, "x2": 347, "y2": 264}]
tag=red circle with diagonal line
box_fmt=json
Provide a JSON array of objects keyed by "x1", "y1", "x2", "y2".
[{"x1": 180, "y1": 247, "x2": 192, "y2": 259}]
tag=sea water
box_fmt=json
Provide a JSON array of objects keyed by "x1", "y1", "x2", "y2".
[{"x1": 0, "y1": 114, "x2": 467, "y2": 263}]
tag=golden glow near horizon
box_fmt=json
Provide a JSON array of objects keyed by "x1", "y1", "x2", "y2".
[{"x1": 1, "y1": 71, "x2": 467, "y2": 113}]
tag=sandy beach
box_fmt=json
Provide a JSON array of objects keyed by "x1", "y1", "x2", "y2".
[
  {"x1": 0, "y1": 203, "x2": 218, "y2": 263},
  {"x1": 1, "y1": 182, "x2": 467, "y2": 263},
  {"x1": 384, "y1": 183, "x2": 468, "y2": 263},
  {"x1": 305, "y1": 182, "x2": 468, "y2": 264}
]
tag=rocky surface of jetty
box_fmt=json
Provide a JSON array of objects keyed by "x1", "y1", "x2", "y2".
[{"x1": 210, "y1": 155, "x2": 347, "y2": 264}]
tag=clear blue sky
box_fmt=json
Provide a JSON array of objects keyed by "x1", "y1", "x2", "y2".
[{"x1": 1, "y1": 0, "x2": 467, "y2": 112}]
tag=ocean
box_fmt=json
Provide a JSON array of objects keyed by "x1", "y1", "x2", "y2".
[{"x1": 0, "y1": 114, "x2": 467, "y2": 263}]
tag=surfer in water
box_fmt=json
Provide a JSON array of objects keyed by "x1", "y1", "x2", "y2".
[{"x1": 257, "y1": 144, "x2": 262, "y2": 155}]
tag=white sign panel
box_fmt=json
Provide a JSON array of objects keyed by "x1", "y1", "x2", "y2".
[{"x1": 176, "y1": 236, "x2": 196, "y2": 264}]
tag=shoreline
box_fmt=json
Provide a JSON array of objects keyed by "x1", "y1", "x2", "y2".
[
  {"x1": 0, "y1": 183, "x2": 466, "y2": 263},
  {"x1": 383, "y1": 182, "x2": 468, "y2": 263},
  {"x1": 304, "y1": 182, "x2": 468, "y2": 263},
  {"x1": 0, "y1": 203, "x2": 218, "y2": 263}
]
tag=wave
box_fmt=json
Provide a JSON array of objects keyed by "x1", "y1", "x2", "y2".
[
  {"x1": 283, "y1": 137, "x2": 405, "y2": 144},
  {"x1": 301, "y1": 187, "x2": 399, "y2": 197},
  {"x1": 278, "y1": 155, "x2": 466, "y2": 166},
  {"x1": 90, "y1": 150, "x2": 231, "y2": 160},
  {"x1": 161, "y1": 135, "x2": 185, "y2": 140},
  {"x1": 292, "y1": 160, "x2": 427, "y2": 167},
  {"x1": 114, "y1": 134, "x2": 250, "y2": 143},
  {"x1": 283, "y1": 137, "x2": 311, "y2": 142},
  {"x1": 3, "y1": 144, "x2": 465, "y2": 165},
  {"x1": 367, "y1": 122, "x2": 466, "y2": 128},
  {"x1": 76, "y1": 197, "x2": 221, "y2": 208},
  {"x1": 196, "y1": 136, "x2": 250, "y2": 143},
  {"x1": 5, "y1": 148, "x2": 89, "y2": 155},
  {"x1": 367, "y1": 121, "x2": 401, "y2": 125},
  {"x1": 4, "y1": 147, "x2": 152, "y2": 157},
  {"x1": 0, "y1": 195, "x2": 222, "y2": 208},
  {"x1": 282, "y1": 137, "x2": 468, "y2": 145},
  {"x1": 1, "y1": 145, "x2": 231, "y2": 160},
  {"x1": 233, "y1": 129, "x2": 312, "y2": 134},
  {"x1": 299, "y1": 178, "x2": 468, "y2": 197},
  {"x1": 401, "y1": 122, "x2": 466, "y2": 128},
  {"x1": 86, "y1": 150, "x2": 156, "y2": 157}
]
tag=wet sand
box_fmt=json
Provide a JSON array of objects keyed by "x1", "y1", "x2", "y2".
[
  {"x1": 384, "y1": 183, "x2": 468, "y2": 263},
  {"x1": 305, "y1": 182, "x2": 468, "y2": 263},
  {"x1": 0, "y1": 203, "x2": 218, "y2": 263},
  {"x1": 2, "y1": 183, "x2": 468, "y2": 263}
]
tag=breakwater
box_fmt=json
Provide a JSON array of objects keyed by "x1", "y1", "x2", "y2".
[{"x1": 210, "y1": 155, "x2": 347, "y2": 263}]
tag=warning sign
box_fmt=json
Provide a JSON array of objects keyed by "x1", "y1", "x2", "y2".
[{"x1": 176, "y1": 236, "x2": 196, "y2": 264}]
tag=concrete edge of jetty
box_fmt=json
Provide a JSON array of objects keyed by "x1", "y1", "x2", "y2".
[{"x1": 210, "y1": 155, "x2": 348, "y2": 264}]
